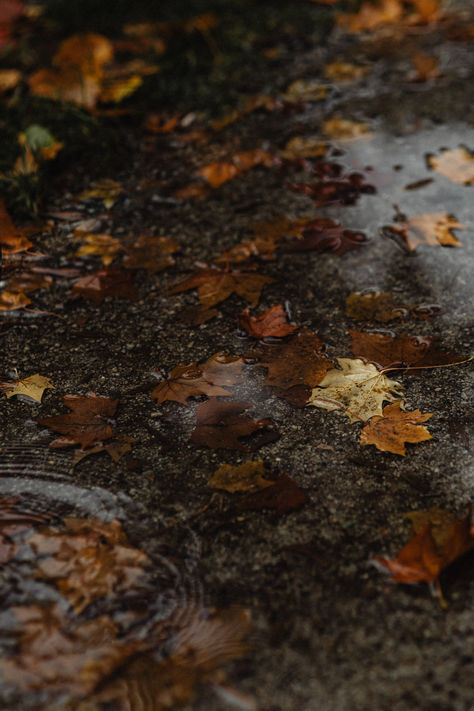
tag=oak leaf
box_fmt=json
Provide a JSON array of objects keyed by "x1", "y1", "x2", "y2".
[
  {"x1": 374, "y1": 508, "x2": 474, "y2": 585},
  {"x1": 191, "y1": 399, "x2": 278, "y2": 450},
  {"x1": 36, "y1": 393, "x2": 118, "y2": 448},
  {"x1": 123, "y1": 235, "x2": 180, "y2": 273},
  {"x1": 383, "y1": 212, "x2": 464, "y2": 250},
  {"x1": 72, "y1": 268, "x2": 138, "y2": 304},
  {"x1": 349, "y1": 329, "x2": 464, "y2": 371},
  {"x1": 308, "y1": 358, "x2": 403, "y2": 423},
  {"x1": 286, "y1": 217, "x2": 366, "y2": 256},
  {"x1": 253, "y1": 328, "x2": 330, "y2": 390},
  {"x1": 428, "y1": 147, "x2": 474, "y2": 185},
  {"x1": 237, "y1": 474, "x2": 308, "y2": 515},
  {"x1": 167, "y1": 266, "x2": 274, "y2": 308},
  {"x1": 208, "y1": 461, "x2": 273, "y2": 493},
  {"x1": 360, "y1": 401, "x2": 432, "y2": 455},
  {"x1": 0, "y1": 374, "x2": 54, "y2": 403},
  {"x1": 237, "y1": 304, "x2": 298, "y2": 339}
]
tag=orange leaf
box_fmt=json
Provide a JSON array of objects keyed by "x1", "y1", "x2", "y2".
[
  {"x1": 383, "y1": 212, "x2": 464, "y2": 250},
  {"x1": 360, "y1": 401, "x2": 432, "y2": 455},
  {"x1": 197, "y1": 149, "x2": 274, "y2": 188},
  {"x1": 428, "y1": 147, "x2": 474, "y2": 185},
  {"x1": 151, "y1": 363, "x2": 233, "y2": 406},
  {"x1": 237, "y1": 304, "x2": 298, "y2": 339},
  {"x1": 167, "y1": 266, "x2": 274, "y2": 308}
]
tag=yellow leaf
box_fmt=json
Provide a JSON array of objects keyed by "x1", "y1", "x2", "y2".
[
  {"x1": 100, "y1": 75, "x2": 143, "y2": 104},
  {"x1": 2, "y1": 374, "x2": 54, "y2": 403},
  {"x1": 428, "y1": 147, "x2": 474, "y2": 185},
  {"x1": 385, "y1": 212, "x2": 464, "y2": 251},
  {"x1": 324, "y1": 62, "x2": 368, "y2": 83},
  {"x1": 208, "y1": 461, "x2": 274, "y2": 493},
  {"x1": 322, "y1": 118, "x2": 371, "y2": 140},
  {"x1": 75, "y1": 233, "x2": 122, "y2": 266}
]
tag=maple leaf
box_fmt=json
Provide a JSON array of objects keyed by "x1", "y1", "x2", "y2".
[
  {"x1": 383, "y1": 212, "x2": 464, "y2": 250},
  {"x1": 349, "y1": 329, "x2": 464, "y2": 371},
  {"x1": 36, "y1": 393, "x2": 118, "y2": 448},
  {"x1": 167, "y1": 266, "x2": 274, "y2": 308},
  {"x1": 208, "y1": 461, "x2": 274, "y2": 493},
  {"x1": 237, "y1": 474, "x2": 308, "y2": 515},
  {"x1": 292, "y1": 163, "x2": 375, "y2": 206},
  {"x1": 73, "y1": 434, "x2": 135, "y2": 466},
  {"x1": 123, "y1": 235, "x2": 180, "y2": 273},
  {"x1": 428, "y1": 147, "x2": 474, "y2": 185},
  {"x1": 253, "y1": 328, "x2": 330, "y2": 390},
  {"x1": 178, "y1": 305, "x2": 218, "y2": 326},
  {"x1": 151, "y1": 363, "x2": 233, "y2": 406},
  {"x1": 237, "y1": 304, "x2": 298, "y2": 339},
  {"x1": 199, "y1": 351, "x2": 246, "y2": 386},
  {"x1": 374, "y1": 508, "x2": 474, "y2": 586},
  {"x1": 346, "y1": 292, "x2": 405, "y2": 322},
  {"x1": 308, "y1": 358, "x2": 403, "y2": 423},
  {"x1": 360, "y1": 401, "x2": 432, "y2": 455},
  {"x1": 286, "y1": 217, "x2": 366, "y2": 256},
  {"x1": 72, "y1": 268, "x2": 138, "y2": 304},
  {"x1": 75, "y1": 233, "x2": 122, "y2": 266},
  {"x1": 197, "y1": 148, "x2": 275, "y2": 188},
  {"x1": 0, "y1": 374, "x2": 54, "y2": 403},
  {"x1": 191, "y1": 399, "x2": 278, "y2": 450}
]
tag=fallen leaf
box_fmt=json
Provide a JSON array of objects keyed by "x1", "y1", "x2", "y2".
[
  {"x1": 383, "y1": 212, "x2": 464, "y2": 250},
  {"x1": 337, "y1": 0, "x2": 403, "y2": 33},
  {"x1": 208, "y1": 461, "x2": 274, "y2": 493},
  {"x1": 151, "y1": 363, "x2": 233, "y2": 406},
  {"x1": 72, "y1": 268, "x2": 138, "y2": 304},
  {"x1": 283, "y1": 79, "x2": 328, "y2": 103},
  {"x1": 286, "y1": 217, "x2": 367, "y2": 256},
  {"x1": 374, "y1": 508, "x2": 474, "y2": 585},
  {"x1": 0, "y1": 198, "x2": 35, "y2": 254},
  {"x1": 360, "y1": 401, "x2": 432, "y2": 454},
  {"x1": 238, "y1": 474, "x2": 308, "y2": 515},
  {"x1": 308, "y1": 358, "x2": 403, "y2": 422},
  {"x1": 0, "y1": 68, "x2": 21, "y2": 92},
  {"x1": 346, "y1": 292, "x2": 406, "y2": 322},
  {"x1": 404, "y1": 506, "x2": 457, "y2": 547},
  {"x1": 36, "y1": 393, "x2": 118, "y2": 448},
  {"x1": 123, "y1": 235, "x2": 180, "y2": 273},
  {"x1": 428, "y1": 147, "x2": 474, "y2": 185},
  {"x1": 273, "y1": 384, "x2": 312, "y2": 408},
  {"x1": 178, "y1": 305, "x2": 218, "y2": 325},
  {"x1": 0, "y1": 496, "x2": 50, "y2": 564},
  {"x1": 292, "y1": 162, "x2": 375, "y2": 206},
  {"x1": 191, "y1": 399, "x2": 278, "y2": 450},
  {"x1": 253, "y1": 328, "x2": 330, "y2": 389},
  {"x1": 75, "y1": 233, "x2": 122, "y2": 266},
  {"x1": 6, "y1": 271, "x2": 53, "y2": 294},
  {"x1": 167, "y1": 266, "x2": 274, "y2": 308},
  {"x1": 410, "y1": 52, "x2": 440, "y2": 81},
  {"x1": 0, "y1": 374, "x2": 54, "y2": 403},
  {"x1": 324, "y1": 62, "x2": 368, "y2": 83},
  {"x1": 199, "y1": 352, "x2": 246, "y2": 387},
  {"x1": 237, "y1": 304, "x2": 298, "y2": 339},
  {"x1": 349, "y1": 329, "x2": 464, "y2": 370},
  {"x1": 0, "y1": 290, "x2": 31, "y2": 311},
  {"x1": 79, "y1": 178, "x2": 123, "y2": 208},
  {"x1": 73, "y1": 434, "x2": 135, "y2": 465},
  {"x1": 212, "y1": 93, "x2": 277, "y2": 131},
  {"x1": 197, "y1": 149, "x2": 275, "y2": 188},
  {"x1": 322, "y1": 118, "x2": 371, "y2": 140},
  {"x1": 281, "y1": 135, "x2": 328, "y2": 160}
]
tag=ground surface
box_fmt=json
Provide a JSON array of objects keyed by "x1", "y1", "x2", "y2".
[{"x1": 1, "y1": 1, "x2": 474, "y2": 710}]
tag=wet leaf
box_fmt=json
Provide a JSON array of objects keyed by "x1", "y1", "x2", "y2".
[
  {"x1": 1, "y1": 374, "x2": 54, "y2": 403},
  {"x1": 208, "y1": 461, "x2": 273, "y2": 493},
  {"x1": 72, "y1": 268, "x2": 138, "y2": 304},
  {"x1": 360, "y1": 401, "x2": 432, "y2": 455},
  {"x1": 322, "y1": 118, "x2": 372, "y2": 140},
  {"x1": 410, "y1": 52, "x2": 440, "y2": 81},
  {"x1": 308, "y1": 358, "x2": 403, "y2": 423},
  {"x1": 282, "y1": 79, "x2": 328, "y2": 103},
  {"x1": 197, "y1": 149, "x2": 275, "y2": 188},
  {"x1": 79, "y1": 179, "x2": 123, "y2": 208},
  {"x1": 346, "y1": 292, "x2": 406, "y2": 322},
  {"x1": 73, "y1": 434, "x2": 135, "y2": 465},
  {"x1": 349, "y1": 329, "x2": 464, "y2": 370},
  {"x1": 75, "y1": 233, "x2": 122, "y2": 266},
  {"x1": 167, "y1": 266, "x2": 274, "y2": 308},
  {"x1": 191, "y1": 399, "x2": 278, "y2": 451},
  {"x1": 286, "y1": 217, "x2": 366, "y2": 256},
  {"x1": 0, "y1": 496, "x2": 50, "y2": 564},
  {"x1": 36, "y1": 393, "x2": 118, "y2": 448},
  {"x1": 0, "y1": 68, "x2": 21, "y2": 92},
  {"x1": 199, "y1": 352, "x2": 246, "y2": 387},
  {"x1": 281, "y1": 135, "x2": 327, "y2": 160},
  {"x1": 237, "y1": 304, "x2": 298, "y2": 339},
  {"x1": 292, "y1": 163, "x2": 375, "y2": 206},
  {"x1": 428, "y1": 147, "x2": 474, "y2": 185},
  {"x1": 123, "y1": 235, "x2": 180, "y2": 273},
  {"x1": 0, "y1": 198, "x2": 35, "y2": 254},
  {"x1": 404, "y1": 506, "x2": 457, "y2": 547},
  {"x1": 178, "y1": 305, "x2": 218, "y2": 326},
  {"x1": 374, "y1": 508, "x2": 474, "y2": 585},
  {"x1": 383, "y1": 212, "x2": 464, "y2": 250},
  {"x1": 0, "y1": 290, "x2": 31, "y2": 311},
  {"x1": 253, "y1": 328, "x2": 330, "y2": 389},
  {"x1": 6, "y1": 271, "x2": 53, "y2": 294},
  {"x1": 151, "y1": 363, "x2": 233, "y2": 406},
  {"x1": 337, "y1": 0, "x2": 403, "y2": 32},
  {"x1": 324, "y1": 62, "x2": 368, "y2": 83},
  {"x1": 238, "y1": 474, "x2": 308, "y2": 515}
]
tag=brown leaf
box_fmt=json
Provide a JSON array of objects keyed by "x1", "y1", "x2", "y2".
[
  {"x1": 72, "y1": 268, "x2": 138, "y2": 304},
  {"x1": 75, "y1": 233, "x2": 122, "y2": 266},
  {"x1": 324, "y1": 61, "x2": 368, "y2": 83},
  {"x1": 36, "y1": 393, "x2": 118, "y2": 448},
  {"x1": 0, "y1": 497, "x2": 50, "y2": 564},
  {"x1": 428, "y1": 147, "x2": 474, "y2": 185},
  {"x1": 0, "y1": 290, "x2": 31, "y2": 311},
  {"x1": 286, "y1": 217, "x2": 366, "y2": 256},
  {"x1": 197, "y1": 148, "x2": 275, "y2": 188},
  {"x1": 360, "y1": 401, "x2": 432, "y2": 455},
  {"x1": 383, "y1": 212, "x2": 464, "y2": 250},
  {"x1": 345, "y1": 292, "x2": 406, "y2": 322},
  {"x1": 322, "y1": 117, "x2": 372, "y2": 141},
  {"x1": 253, "y1": 328, "x2": 330, "y2": 389},
  {"x1": 273, "y1": 384, "x2": 312, "y2": 408},
  {"x1": 73, "y1": 434, "x2": 135, "y2": 465},
  {"x1": 167, "y1": 266, "x2": 274, "y2": 308},
  {"x1": 349, "y1": 329, "x2": 464, "y2": 371},
  {"x1": 6, "y1": 271, "x2": 53, "y2": 294},
  {"x1": 410, "y1": 52, "x2": 440, "y2": 81},
  {"x1": 191, "y1": 399, "x2": 278, "y2": 450},
  {"x1": 199, "y1": 352, "x2": 246, "y2": 387},
  {"x1": 208, "y1": 461, "x2": 274, "y2": 493},
  {"x1": 0, "y1": 198, "x2": 35, "y2": 254},
  {"x1": 123, "y1": 235, "x2": 180, "y2": 273},
  {"x1": 238, "y1": 474, "x2": 307, "y2": 515},
  {"x1": 337, "y1": 0, "x2": 403, "y2": 32},
  {"x1": 374, "y1": 508, "x2": 474, "y2": 585},
  {"x1": 178, "y1": 305, "x2": 218, "y2": 325},
  {"x1": 237, "y1": 304, "x2": 298, "y2": 339},
  {"x1": 292, "y1": 163, "x2": 375, "y2": 207},
  {"x1": 151, "y1": 363, "x2": 233, "y2": 406}
]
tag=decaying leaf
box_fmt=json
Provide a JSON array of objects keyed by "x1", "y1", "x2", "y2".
[
  {"x1": 72, "y1": 268, "x2": 138, "y2": 304},
  {"x1": 208, "y1": 461, "x2": 273, "y2": 493},
  {"x1": 73, "y1": 434, "x2": 135, "y2": 465},
  {"x1": 374, "y1": 508, "x2": 474, "y2": 586},
  {"x1": 238, "y1": 474, "x2": 308, "y2": 515},
  {"x1": 404, "y1": 506, "x2": 458, "y2": 547},
  {"x1": 308, "y1": 358, "x2": 403, "y2": 423},
  {"x1": 428, "y1": 147, "x2": 474, "y2": 185},
  {"x1": 292, "y1": 162, "x2": 375, "y2": 206},
  {"x1": 286, "y1": 217, "x2": 366, "y2": 256},
  {"x1": 383, "y1": 212, "x2": 464, "y2": 250},
  {"x1": 253, "y1": 328, "x2": 330, "y2": 390},
  {"x1": 322, "y1": 118, "x2": 371, "y2": 140},
  {"x1": 237, "y1": 304, "x2": 298, "y2": 339},
  {"x1": 123, "y1": 235, "x2": 180, "y2": 273},
  {"x1": 360, "y1": 400, "x2": 432, "y2": 455},
  {"x1": 0, "y1": 374, "x2": 54, "y2": 403},
  {"x1": 167, "y1": 266, "x2": 274, "y2": 308},
  {"x1": 410, "y1": 52, "x2": 440, "y2": 81},
  {"x1": 349, "y1": 329, "x2": 464, "y2": 370},
  {"x1": 281, "y1": 135, "x2": 327, "y2": 160},
  {"x1": 199, "y1": 352, "x2": 246, "y2": 387},
  {"x1": 178, "y1": 305, "x2": 218, "y2": 326},
  {"x1": 0, "y1": 70, "x2": 21, "y2": 94},
  {"x1": 36, "y1": 393, "x2": 118, "y2": 448},
  {"x1": 191, "y1": 399, "x2": 278, "y2": 450},
  {"x1": 346, "y1": 292, "x2": 406, "y2": 322},
  {"x1": 75, "y1": 233, "x2": 123, "y2": 266},
  {"x1": 197, "y1": 149, "x2": 275, "y2": 188}
]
